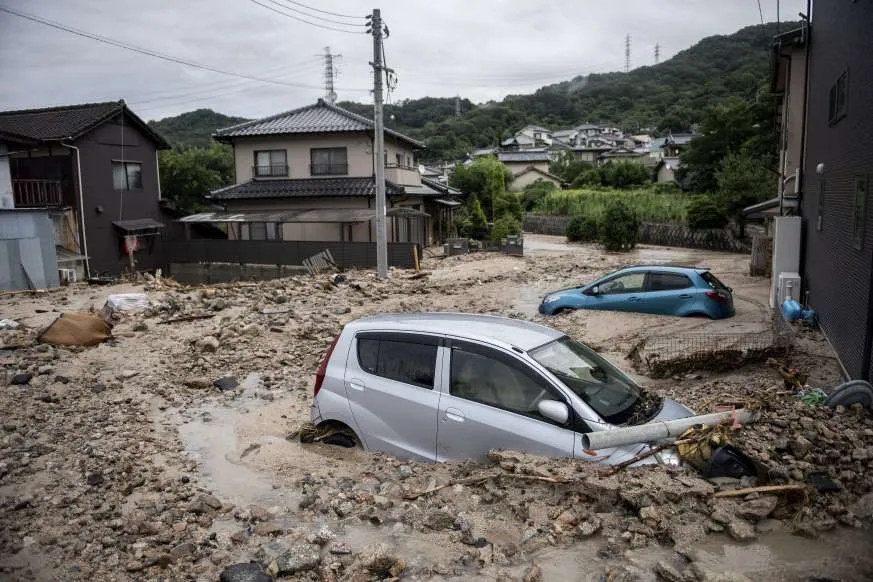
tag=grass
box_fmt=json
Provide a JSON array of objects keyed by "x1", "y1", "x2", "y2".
[{"x1": 534, "y1": 187, "x2": 691, "y2": 223}]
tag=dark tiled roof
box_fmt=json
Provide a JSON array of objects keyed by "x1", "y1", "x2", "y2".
[
  {"x1": 208, "y1": 177, "x2": 406, "y2": 201},
  {"x1": 0, "y1": 100, "x2": 169, "y2": 148},
  {"x1": 497, "y1": 151, "x2": 552, "y2": 162},
  {"x1": 214, "y1": 99, "x2": 424, "y2": 149}
]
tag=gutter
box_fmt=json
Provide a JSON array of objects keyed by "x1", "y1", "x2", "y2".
[{"x1": 57, "y1": 141, "x2": 91, "y2": 279}]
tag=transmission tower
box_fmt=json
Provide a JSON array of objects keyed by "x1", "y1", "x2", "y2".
[
  {"x1": 654, "y1": 43, "x2": 661, "y2": 65},
  {"x1": 455, "y1": 95, "x2": 461, "y2": 117},
  {"x1": 321, "y1": 46, "x2": 341, "y2": 104},
  {"x1": 625, "y1": 35, "x2": 631, "y2": 73}
]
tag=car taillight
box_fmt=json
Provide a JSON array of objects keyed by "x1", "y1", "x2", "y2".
[
  {"x1": 705, "y1": 290, "x2": 727, "y2": 304},
  {"x1": 313, "y1": 335, "x2": 340, "y2": 397}
]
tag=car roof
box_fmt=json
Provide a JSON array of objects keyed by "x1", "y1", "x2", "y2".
[
  {"x1": 613, "y1": 265, "x2": 708, "y2": 275},
  {"x1": 347, "y1": 312, "x2": 564, "y2": 351}
]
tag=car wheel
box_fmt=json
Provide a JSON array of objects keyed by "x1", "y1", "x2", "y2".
[{"x1": 825, "y1": 380, "x2": 873, "y2": 410}]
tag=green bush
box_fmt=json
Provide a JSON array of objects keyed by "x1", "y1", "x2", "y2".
[
  {"x1": 571, "y1": 169, "x2": 602, "y2": 189},
  {"x1": 565, "y1": 216, "x2": 599, "y2": 242},
  {"x1": 534, "y1": 187, "x2": 689, "y2": 223},
  {"x1": 686, "y1": 196, "x2": 729, "y2": 229},
  {"x1": 521, "y1": 179, "x2": 558, "y2": 211},
  {"x1": 491, "y1": 216, "x2": 522, "y2": 242},
  {"x1": 652, "y1": 181, "x2": 680, "y2": 194},
  {"x1": 466, "y1": 197, "x2": 490, "y2": 240},
  {"x1": 494, "y1": 191, "x2": 523, "y2": 222},
  {"x1": 600, "y1": 201, "x2": 640, "y2": 251}
]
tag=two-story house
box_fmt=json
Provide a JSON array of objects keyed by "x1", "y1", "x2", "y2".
[
  {"x1": 0, "y1": 101, "x2": 169, "y2": 285},
  {"x1": 207, "y1": 99, "x2": 452, "y2": 246}
]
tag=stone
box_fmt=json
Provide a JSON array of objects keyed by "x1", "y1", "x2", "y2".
[
  {"x1": 198, "y1": 336, "x2": 220, "y2": 353},
  {"x1": 132, "y1": 322, "x2": 148, "y2": 332},
  {"x1": 329, "y1": 542, "x2": 353, "y2": 555},
  {"x1": 726, "y1": 519, "x2": 756, "y2": 542},
  {"x1": 183, "y1": 377, "x2": 212, "y2": 389},
  {"x1": 639, "y1": 506, "x2": 660, "y2": 522},
  {"x1": 252, "y1": 522, "x2": 283, "y2": 536},
  {"x1": 356, "y1": 543, "x2": 404, "y2": 576},
  {"x1": 423, "y1": 508, "x2": 456, "y2": 531},
  {"x1": 219, "y1": 562, "x2": 271, "y2": 582},
  {"x1": 86, "y1": 472, "x2": 104, "y2": 486},
  {"x1": 736, "y1": 496, "x2": 778, "y2": 521},
  {"x1": 522, "y1": 564, "x2": 543, "y2": 582},
  {"x1": 267, "y1": 543, "x2": 322, "y2": 576},
  {"x1": 709, "y1": 509, "x2": 731, "y2": 525},
  {"x1": 601, "y1": 564, "x2": 645, "y2": 581},
  {"x1": 170, "y1": 542, "x2": 195, "y2": 559},
  {"x1": 10, "y1": 372, "x2": 33, "y2": 385},
  {"x1": 249, "y1": 505, "x2": 272, "y2": 522},
  {"x1": 578, "y1": 518, "x2": 602, "y2": 537},
  {"x1": 90, "y1": 383, "x2": 107, "y2": 393},
  {"x1": 214, "y1": 376, "x2": 240, "y2": 391},
  {"x1": 189, "y1": 494, "x2": 221, "y2": 514},
  {"x1": 788, "y1": 436, "x2": 812, "y2": 458},
  {"x1": 851, "y1": 492, "x2": 873, "y2": 519},
  {"x1": 653, "y1": 560, "x2": 684, "y2": 582},
  {"x1": 755, "y1": 519, "x2": 783, "y2": 534}
]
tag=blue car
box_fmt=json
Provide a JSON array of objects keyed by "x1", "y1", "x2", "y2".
[{"x1": 538, "y1": 266, "x2": 735, "y2": 319}]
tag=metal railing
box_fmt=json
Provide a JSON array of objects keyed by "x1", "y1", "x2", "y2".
[
  {"x1": 310, "y1": 163, "x2": 348, "y2": 176},
  {"x1": 385, "y1": 162, "x2": 417, "y2": 171},
  {"x1": 252, "y1": 164, "x2": 288, "y2": 178},
  {"x1": 12, "y1": 179, "x2": 63, "y2": 207}
]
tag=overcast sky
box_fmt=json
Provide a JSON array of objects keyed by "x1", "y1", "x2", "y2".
[{"x1": 0, "y1": 0, "x2": 806, "y2": 122}]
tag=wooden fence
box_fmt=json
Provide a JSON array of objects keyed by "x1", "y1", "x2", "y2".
[{"x1": 523, "y1": 214, "x2": 751, "y2": 253}]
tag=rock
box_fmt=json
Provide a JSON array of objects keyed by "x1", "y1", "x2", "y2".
[
  {"x1": 851, "y1": 492, "x2": 873, "y2": 519},
  {"x1": 654, "y1": 560, "x2": 684, "y2": 582},
  {"x1": 189, "y1": 494, "x2": 221, "y2": 514},
  {"x1": 726, "y1": 519, "x2": 756, "y2": 542},
  {"x1": 86, "y1": 472, "x2": 104, "y2": 486},
  {"x1": 710, "y1": 508, "x2": 731, "y2": 525},
  {"x1": 736, "y1": 496, "x2": 778, "y2": 521},
  {"x1": 253, "y1": 521, "x2": 283, "y2": 536},
  {"x1": 214, "y1": 376, "x2": 239, "y2": 391},
  {"x1": 90, "y1": 383, "x2": 107, "y2": 393},
  {"x1": 54, "y1": 374, "x2": 71, "y2": 384},
  {"x1": 329, "y1": 542, "x2": 353, "y2": 555},
  {"x1": 578, "y1": 518, "x2": 602, "y2": 537},
  {"x1": 788, "y1": 436, "x2": 812, "y2": 458},
  {"x1": 639, "y1": 506, "x2": 660, "y2": 522},
  {"x1": 219, "y1": 562, "x2": 271, "y2": 582},
  {"x1": 249, "y1": 505, "x2": 272, "y2": 522},
  {"x1": 522, "y1": 563, "x2": 542, "y2": 582},
  {"x1": 398, "y1": 465, "x2": 414, "y2": 479},
  {"x1": 267, "y1": 543, "x2": 322, "y2": 576},
  {"x1": 170, "y1": 542, "x2": 195, "y2": 559},
  {"x1": 423, "y1": 508, "x2": 456, "y2": 531},
  {"x1": 755, "y1": 519, "x2": 783, "y2": 534},
  {"x1": 198, "y1": 336, "x2": 220, "y2": 353},
  {"x1": 241, "y1": 324, "x2": 261, "y2": 337},
  {"x1": 601, "y1": 564, "x2": 645, "y2": 581},
  {"x1": 132, "y1": 322, "x2": 148, "y2": 332},
  {"x1": 183, "y1": 377, "x2": 212, "y2": 389},
  {"x1": 355, "y1": 543, "x2": 404, "y2": 576},
  {"x1": 10, "y1": 372, "x2": 33, "y2": 385}
]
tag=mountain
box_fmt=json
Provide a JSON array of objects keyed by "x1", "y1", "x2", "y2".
[
  {"x1": 147, "y1": 109, "x2": 249, "y2": 148},
  {"x1": 339, "y1": 21, "x2": 792, "y2": 162}
]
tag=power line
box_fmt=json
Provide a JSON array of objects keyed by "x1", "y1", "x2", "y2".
[
  {"x1": 246, "y1": 0, "x2": 365, "y2": 33},
  {"x1": 0, "y1": 5, "x2": 333, "y2": 90},
  {"x1": 269, "y1": 0, "x2": 366, "y2": 24},
  {"x1": 756, "y1": 0, "x2": 765, "y2": 25},
  {"x1": 320, "y1": 46, "x2": 341, "y2": 103},
  {"x1": 625, "y1": 35, "x2": 631, "y2": 73}
]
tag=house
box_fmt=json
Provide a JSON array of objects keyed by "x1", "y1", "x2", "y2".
[
  {"x1": 206, "y1": 99, "x2": 454, "y2": 247},
  {"x1": 749, "y1": 2, "x2": 873, "y2": 382},
  {"x1": 597, "y1": 146, "x2": 651, "y2": 165},
  {"x1": 571, "y1": 145, "x2": 614, "y2": 164},
  {"x1": 550, "y1": 128, "x2": 578, "y2": 146},
  {"x1": 508, "y1": 166, "x2": 563, "y2": 192},
  {"x1": 654, "y1": 157, "x2": 682, "y2": 183},
  {"x1": 0, "y1": 100, "x2": 169, "y2": 284},
  {"x1": 496, "y1": 150, "x2": 551, "y2": 176}
]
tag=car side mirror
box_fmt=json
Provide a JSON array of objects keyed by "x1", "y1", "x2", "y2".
[
  {"x1": 537, "y1": 400, "x2": 569, "y2": 424},
  {"x1": 589, "y1": 285, "x2": 600, "y2": 296}
]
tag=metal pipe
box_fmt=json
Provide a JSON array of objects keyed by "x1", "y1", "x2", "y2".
[
  {"x1": 59, "y1": 142, "x2": 90, "y2": 279},
  {"x1": 580, "y1": 409, "x2": 756, "y2": 451}
]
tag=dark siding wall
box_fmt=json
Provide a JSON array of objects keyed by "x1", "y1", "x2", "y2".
[
  {"x1": 76, "y1": 114, "x2": 165, "y2": 275},
  {"x1": 801, "y1": 2, "x2": 873, "y2": 381}
]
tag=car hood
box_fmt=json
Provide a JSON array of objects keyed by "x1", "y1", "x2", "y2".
[
  {"x1": 543, "y1": 285, "x2": 584, "y2": 298},
  {"x1": 651, "y1": 398, "x2": 695, "y2": 421}
]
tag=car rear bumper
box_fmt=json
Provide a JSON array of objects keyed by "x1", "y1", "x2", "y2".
[{"x1": 309, "y1": 401, "x2": 323, "y2": 425}]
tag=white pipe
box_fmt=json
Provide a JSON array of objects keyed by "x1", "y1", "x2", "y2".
[
  {"x1": 581, "y1": 409, "x2": 756, "y2": 451},
  {"x1": 59, "y1": 142, "x2": 90, "y2": 279}
]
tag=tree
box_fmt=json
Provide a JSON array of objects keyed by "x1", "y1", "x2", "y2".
[
  {"x1": 550, "y1": 151, "x2": 593, "y2": 183},
  {"x1": 158, "y1": 144, "x2": 234, "y2": 211},
  {"x1": 448, "y1": 157, "x2": 512, "y2": 220},
  {"x1": 566, "y1": 215, "x2": 599, "y2": 242},
  {"x1": 494, "y1": 191, "x2": 523, "y2": 222},
  {"x1": 715, "y1": 151, "x2": 776, "y2": 235},
  {"x1": 466, "y1": 197, "x2": 490, "y2": 240},
  {"x1": 491, "y1": 216, "x2": 522, "y2": 242},
  {"x1": 600, "y1": 161, "x2": 650, "y2": 188},
  {"x1": 686, "y1": 196, "x2": 729, "y2": 229},
  {"x1": 521, "y1": 179, "x2": 558, "y2": 211},
  {"x1": 600, "y1": 201, "x2": 640, "y2": 251}
]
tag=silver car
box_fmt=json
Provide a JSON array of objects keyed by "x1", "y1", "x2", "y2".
[{"x1": 310, "y1": 313, "x2": 693, "y2": 465}]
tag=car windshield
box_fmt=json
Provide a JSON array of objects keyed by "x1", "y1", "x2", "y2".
[{"x1": 529, "y1": 336, "x2": 647, "y2": 425}]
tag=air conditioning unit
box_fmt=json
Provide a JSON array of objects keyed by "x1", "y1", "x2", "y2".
[
  {"x1": 0, "y1": 192, "x2": 14, "y2": 209},
  {"x1": 777, "y1": 272, "x2": 801, "y2": 305},
  {"x1": 58, "y1": 268, "x2": 77, "y2": 284}
]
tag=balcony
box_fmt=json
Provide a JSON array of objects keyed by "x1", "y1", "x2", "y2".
[
  {"x1": 310, "y1": 163, "x2": 348, "y2": 176},
  {"x1": 252, "y1": 164, "x2": 289, "y2": 178},
  {"x1": 384, "y1": 163, "x2": 421, "y2": 187},
  {"x1": 12, "y1": 179, "x2": 63, "y2": 208}
]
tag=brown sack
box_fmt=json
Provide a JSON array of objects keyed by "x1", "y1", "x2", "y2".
[{"x1": 37, "y1": 313, "x2": 113, "y2": 347}]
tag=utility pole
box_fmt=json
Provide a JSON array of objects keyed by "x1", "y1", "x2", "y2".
[
  {"x1": 654, "y1": 43, "x2": 660, "y2": 65},
  {"x1": 625, "y1": 35, "x2": 631, "y2": 73},
  {"x1": 369, "y1": 9, "x2": 388, "y2": 278},
  {"x1": 321, "y1": 46, "x2": 340, "y2": 104}
]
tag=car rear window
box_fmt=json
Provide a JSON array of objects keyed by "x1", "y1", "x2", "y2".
[
  {"x1": 700, "y1": 271, "x2": 728, "y2": 290},
  {"x1": 357, "y1": 337, "x2": 437, "y2": 389},
  {"x1": 649, "y1": 272, "x2": 693, "y2": 291}
]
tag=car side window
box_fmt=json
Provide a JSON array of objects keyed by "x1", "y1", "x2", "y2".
[
  {"x1": 649, "y1": 272, "x2": 693, "y2": 291},
  {"x1": 450, "y1": 345, "x2": 566, "y2": 425},
  {"x1": 599, "y1": 272, "x2": 646, "y2": 295},
  {"x1": 356, "y1": 337, "x2": 437, "y2": 389}
]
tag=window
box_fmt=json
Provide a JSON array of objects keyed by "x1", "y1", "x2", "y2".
[
  {"x1": 395, "y1": 153, "x2": 403, "y2": 167},
  {"x1": 356, "y1": 337, "x2": 437, "y2": 389},
  {"x1": 112, "y1": 161, "x2": 142, "y2": 190},
  {"x1": 310, "y1": 147, "x2": 348, "y2": 175},
  {"x1": 853, "y1": 175, "x2": 868, "y2": 250},
  {"x1": 406, "y1": 155, "x2": 412, "y2": 168},
  {"x1": 648, "y1": 272, "x2": 692, "y2": 291},
  {"x1": 700, "y1": 271, "x2": 729, "y2": 291},
  {"x1": 828, "y1": 71, "x2": 848, "y2": 125},
  {"x1": 598, "y1": 272, "x2": 645, "y2": 295},
  {"x1": 254, "y1": 150, "x2": 287, "y2": 177},
  {"x1": 249, "y1": 222, "x2": 267, "y2": 240},
  {"x1": 816, "y1": 179, "x2": 826, "y2": 232}
]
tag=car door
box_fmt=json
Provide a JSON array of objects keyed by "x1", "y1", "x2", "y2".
[
  {"x1": 435, "y1": 339, "x2": 575, "y2": 462},
  {"x1": 584, "y1": 271, "x2": 648, "y2": 312},
  {"x1": 645, "y1": 271, "x2": 696, "y2": 315},
  {"x1": 344, "y1": 332, "x2": 442, "y2": 462}
]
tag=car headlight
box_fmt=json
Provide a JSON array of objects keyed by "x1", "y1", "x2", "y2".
[{"x1": 542, "y1": 295, "x2": 560, "y2": 304}]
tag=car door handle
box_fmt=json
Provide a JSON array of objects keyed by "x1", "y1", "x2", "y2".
[
  {"x1": 443, "y1": 407, "x2": 465, "y2": 423},
  {"x1": 679, "y1": 294, "x2": 692, "y2": 299},
  {"x1": 347, "y1": 378, "x2": 366, "y2": 391},
  {"x1": 628, "y1": 296, "x2": 641, "y2": 302}
]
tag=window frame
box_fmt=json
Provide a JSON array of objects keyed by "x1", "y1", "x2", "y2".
[
  {"x1": 111, "y1": 160, "x2": 143, "y2": 191},
  {"x1": 253, "y1": 150, "x2": 288, "y2": 177},
  {"x1": 647, "y1": 271, "x2": 694, "y2": 292},
  {"x1": 310, "y1": 147, "x2": 349, "y2": 176},
  {"x1": 828, "y1": 70, "x2": 848, "y2": 126},
  {"x1": 355, "y1": 332, "x2": 439, "y2": 390},
  {"x1": 816, "y1": 178, "x2": 826, "y2": 232},
  {"x1": 596, "y1": 271, "x2": 647, "y2": 295},
  {"x1": 853, "y1": 175, "x2": 868, "y2": 251}
]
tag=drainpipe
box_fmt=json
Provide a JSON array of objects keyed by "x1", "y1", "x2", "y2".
[{"x1": 58, "y1": 141, "x2": 90, "y2": 279}]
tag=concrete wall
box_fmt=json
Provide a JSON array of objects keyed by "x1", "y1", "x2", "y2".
[
  {"x1": 779, "y1": 46, "x2": 807, "y2": 197},
  {"x1": 0, "y1": 210, "x2": 60, "y2": 290},
  {"x1": 0, "y1": 144, "x2": 12, "y2": 206},
  {"x1": 502, "y1": 160, "x2": 549, "y2": 176}
]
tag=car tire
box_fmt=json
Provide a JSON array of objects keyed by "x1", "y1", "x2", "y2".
[{"x1": 824, "y1": 380, "x2": 873, "y2": 410}]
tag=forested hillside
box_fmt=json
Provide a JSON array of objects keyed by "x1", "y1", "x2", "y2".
[{"x1": 147, "y1": 109, "x2": 248, "y2": 148}]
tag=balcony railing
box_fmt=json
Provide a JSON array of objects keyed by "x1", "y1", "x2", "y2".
[
  {"x1": 310, "y1": 163, "x2": 348, "y2": 176},
  {"x1": 252, "y1": 164, "x2": 288, "y2": 178},
  {"x1": 385, "y1": 162, "x2": 417, "y2": 171},
  {"x1": 12, "y1": 179, "x2": 63, "y2": 208}
]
